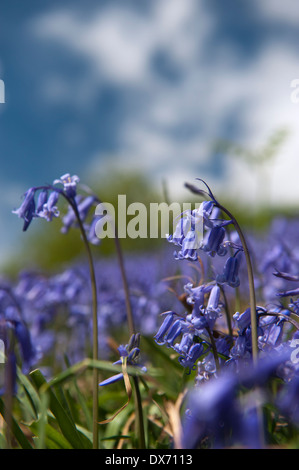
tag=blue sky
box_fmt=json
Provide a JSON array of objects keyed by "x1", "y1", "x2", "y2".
[{"x1": 1, "y1": 0, "x2": 299, "y2": 265}]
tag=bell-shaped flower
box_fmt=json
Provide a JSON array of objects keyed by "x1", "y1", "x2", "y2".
[
  {"x1": 202, "y1": 226, "x2": 228, "y2": 257},
  {"x1": 154, "y1": 311, "x2": 175, "y2": 345},
  {"x1": 178, "y1": 343, "x2": 204, "y2": 372},
  {"x1": 99, "y1": 333, "x2": 146, "y2": 387},
  {"x1": 53, "y1": 173, "x2": 80, "y2": 198},
  {"x1": 167, "y1": 201, "x2": 215, "y2": 261},
  {"x1": 36, "y1": 190, "x2": 60, "y2": 222},
  {"x1": 205, "y1": 285, "x2": 221, "y2": 320},
  {"x1": 216, "y1": 252, "x2": 242, "y2": 288},
  {"x1": 12, "y1": 187, "x2": 36, "y2": 231}
]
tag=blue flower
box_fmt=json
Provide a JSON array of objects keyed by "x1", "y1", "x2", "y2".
[
  {"x1": 167, "y1": 201, "x2": 214, "y2": 261},
  {"x1": 178, "y1": 343, "x2": 205, "y2": 372},
  {"x1": 205, "y1": 285, "x2": 221, "y2": 320},
  {"x1": 12, "y1": 187, "x2": 36, "y2": 231},
  {"x1": 154, "y1": 311, "x2": 175, "y2": 345},
  {"x1": 36, "y1": 189, "x2": 48, "y2": 212},
  {"x1": 216, "y1": 252, "x2": 242, "y2": 288},
  {"x1": 181, "y1": 373, "x2": 239, "y2": 448},
  {"x1": 86, "y1": 216, "x2": 102, "y2": 245},
  {"x1": 53, "y1": 173, "x2": 80, "y2": 198},
  {"x1": 202, "y1": 226, "x2": 227, "y2": 257},
  {"x1": 36, "y1": 190, "x2": 60, "y2": 222},
  {"x1": 99, "y1": 333, "x2": 146, "y2": 387}
]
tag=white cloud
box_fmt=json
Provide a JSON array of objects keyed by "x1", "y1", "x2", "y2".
[
  {"x1": 30, "y1": 1, "x2": 299, "y2": 206},
  {"x1": 255, "y1": 0, "x2": 299, "y2": 25}
]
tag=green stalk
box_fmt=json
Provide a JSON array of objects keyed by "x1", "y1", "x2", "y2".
[
  {"x1": 113, "y1": 226, "x2": 145, "y2": 448},
  {"x1": 66, "y1": 197, "x2": 99, "y2": 449},
  {"x1": 113, "y1": 227, "x2": 136, "y2": 337},
  {"x1": 215, "y1": 203, "x2": 258, "y2": 362}
]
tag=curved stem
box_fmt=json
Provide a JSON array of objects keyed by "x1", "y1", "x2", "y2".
[
  {"x1": 113, "y1": 227, "x2": 135, "y2": 337},
  {"x1": 185, "y1": 182, "x2": 258, "y2": 362},
  {"x1": 113, "y1": 227, "x2": 146, "y2": 448},
  {"x1": 219, "y1": 285, "x2": 233, "y2": 338},
  {"x1": 216, "y1": 203, "x2": 258, "y2": 362},
  {"x1": 206, "y1": 325, "x2": 220, "y2": 373},
  {"x1": 64, "y1": 196, "x2": 99, "y2": 449}
]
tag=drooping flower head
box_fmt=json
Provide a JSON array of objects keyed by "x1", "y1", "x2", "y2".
[
  {"x1": 53, "y1": 173, "x2": 80, "y2": 198},
  {"x1": 99, "y1": 333, "x2": 146, "y2": 387},
  {"x1": 12, "y1": 187, "x2": 36, "y2": 231}
]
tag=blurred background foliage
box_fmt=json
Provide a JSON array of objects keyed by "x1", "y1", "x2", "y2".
[{"x1": 3, "y1": 164, "x2": 298, "y2": 280}]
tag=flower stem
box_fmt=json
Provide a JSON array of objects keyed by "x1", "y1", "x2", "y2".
[
  {"x1": 216, "y1": 203, "x2": 258, "y2": 362},
  {"x1": 113, "y1": 227, "x2": 135, "y2": 337},
  {"x1": 66, "y1": 197, "x2": 99, "y2": 449},
  {"x1": 113, "y1": 227, "x2": 145, "y2": 448}
]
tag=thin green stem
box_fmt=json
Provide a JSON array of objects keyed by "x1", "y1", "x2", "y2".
[
  {"x1": 65, "y1": 197, "x2": 99, "y2": 449},
  {"x1": 113, "y1": 227, "x2": 135, "y2": 337},
  {"x1": 206, "y1": 326, "x2": 220, "y2": 373},
  {"x1": 219, "y1": 285, "x2": 233, "y2": 338},
  {"x1": 113, "y1": 226, "x2": 146, "y2": 448},
  {"x1": 216, "y1": 203, "x2": 258, "y2": 362},
  {"x1": 132, "y1": 376, "x2": 146, "y2": 449}
]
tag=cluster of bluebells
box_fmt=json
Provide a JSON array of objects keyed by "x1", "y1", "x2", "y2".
[
  {"x1": 12, "y1": 173, "x2": 101, "y2": 244},
  {"x1": 181, "y1": 347, "x2": 299, "y2": 449},
  {"x1": 153, "y1": 183, "x2": 299, "y2": 448},
  {"x1": 0, "y1": 250, "x2": 179, "y2": 382},
  {"x1": 8, "y1": 174, "x2": 299, "y2": 448},
  {"x1": 155, "y1": 197, "x2": 246, "y2": 377}
]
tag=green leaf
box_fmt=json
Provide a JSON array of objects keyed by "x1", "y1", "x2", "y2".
[
  {"x1": 0, "y1": 396, "x2": 33, "y2": 449},
  {"x1": 29, "y1": 369, "x2": 91, "y2": 449},
  {"x1": 30, "y1": 421, "x2": 73, "y2": 449}
]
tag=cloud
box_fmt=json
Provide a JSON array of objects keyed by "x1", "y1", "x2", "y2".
[{"x1": 30, "y1": 0, "x2": 299, "y2": 205}]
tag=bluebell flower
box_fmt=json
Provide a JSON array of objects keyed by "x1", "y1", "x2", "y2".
[
  {"x1": 230, "y1": 333, "x2": 247, "y2": 359},
  {"x1": 36, "y1": 190, "x2": 60, "y2": 222},
  {"x1": 99, "y1": 333, "x2": 146, "y2": 387},
  {"x1": 202, "y1": 226, "x2": 227, "y2": 257},
  {"x1": 164, "y1": 319, "x2": 185, "y2": 347},
  {"x1": 178, "y1": 343, "x2": 205, "y2": 372},
  {"x1": 216, "y1": 252, "x2": 242, "y2": 288},
  {"x1": 173, "y1": 230, "x2": 201, "y2": 261},
  {"x1": 259, "y1": 308, "x2": 290, "y2": 349},
  {"x1": 167, "y1": 201, "x2": 214, "y2": 261},
  {"x1": 86, "y1": 216, "x2": 102, "y2": 245},
  {"x1": 61, "y1": 196, "x2": 82, "y2": 233},
  {"x1": 173, "y1": 332, "x2": 193, "y2": 356},
  {"x1": 77, "y1": 195, "x2": 97, "y2": 222},
  {"x1": 233, "y1": 308, "x2": 252, "y2": 333},
  {"x1": 289, "y1": 299, "x2": 299, "y2": 315},
  {"x1": 205, "y1": 285, "x2": 221, "y2": 320},
  {"x1": 53, "y1": 173, "x2": 80, "y2": 198},
  {"x1": 36, "y1": 189, "x2": 48, "y2": 212},
  {"x1": 184, "y1": 283, "x2": 212, "y2": 306},
  {"x1": 12, "y1": 187, "x2": 36, "y2": 231},
  {"x1": 154, "y1": 311, "x2": 175, "y2": 345},
  {"x1": 181, "y1": 373, "x2": 239, "y2": 448}
]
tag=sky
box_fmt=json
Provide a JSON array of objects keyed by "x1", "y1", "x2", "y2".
[{"x1": 1, "y1": 0, "x2": 299, "y2": 265}]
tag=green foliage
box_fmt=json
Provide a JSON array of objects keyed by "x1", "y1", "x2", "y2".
[{"x1": 0, "y1": 339, "x2": 193, "y2": 449}]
